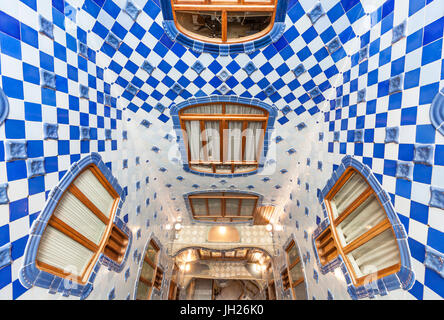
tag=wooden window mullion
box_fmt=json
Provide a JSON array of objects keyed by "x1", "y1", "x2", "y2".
[
  {"x1": 200, "y1": 120, "x2": 207, "y2": 162},
  {"x1": 221, "y1": 10, "x2": 227, "y2": 42},
  {"x1": 139, "y1": 276, "x2": 153, "y2": 286},
  {"x1": 289, "y1": 257, "x2": 300, "y2": 270},
  {"x1": 48, "y1": 217, "x2": 99, "y2": 252},
  {"x1": 69, "y1": 184, "x2": 109, "y2": 224},
  {"x1": 241, "y1": 120, "x2": 248, "y2": 163},
  {"x1": 333, "y1": 186, "x2": 373, "y2": 226},
  {"x1": 342, "y1": 219, "x2": 392, "y2": 255},
  {"x1": 219, "y1": 119, "x2": 224, "y2": 166},
  {"x1": 144, "y1": 256, "x2": 156, "y2": 269},
  {"x1": 292, "y1": 278, "x2": 304, "y2": 288}
]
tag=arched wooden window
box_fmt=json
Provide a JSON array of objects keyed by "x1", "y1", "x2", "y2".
[
  {"x1": 136, "y1": 239, "x2": 164, "y2": 300},
  {"x1": 171, "y1": 0, "x2": 278, "y2": 44},
  {"x1": 35, "y1": 164, "x2": 129, "y2": 285},
  {"x1": 179, "y1": 103, "x2": 268, "y2": 174},
  {"x1": 315, "y1": 167, "x2": 401, "y2": 287},
  {"x1": 188, "y1": 192, "x2": 259, "y2": 222}
]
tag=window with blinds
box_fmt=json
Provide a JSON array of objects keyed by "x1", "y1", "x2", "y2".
[
  {"x1": 198, "y1": 248, "x2": 249, "y2": 260},
  {"x1": 315, "y1": 167, "x2": 401, "y2": 286},
  {"x1": 188, "y1": 192, "x2": 259, "y2": 222},
  {"x1": 171, "y1": 0, "x2": 277, "y2": 44},
  {"x1": 35, "y1": 165, "x2": 128, "y2": 284},
  {"x1": 284, "y1": 240, "x2": 306, "y2": 300},
  {"x1": 179, "y1": 103, "x2": 268, "y2": 174},
  {"x1": 136, "y1": 240, "x2": 164, "y2": 300}
]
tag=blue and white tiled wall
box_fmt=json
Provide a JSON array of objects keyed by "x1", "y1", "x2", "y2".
[
  {"x1": 0, "y1": 0, "x2": 443, "y2": 299},
  {"x1": 0, "y1": 0, "x2": 174, "y2": 299}
]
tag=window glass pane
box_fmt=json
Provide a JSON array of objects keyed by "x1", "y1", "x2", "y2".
[
  {"x1": 244, "y1": 122, "x2": 263, "y2": 161},
  {"x1": 331, "y1": 172, "x2": 368, "y2": 219},
  {"x1": 136, "y1": 281, "x2": 151, "y2": 300},
  {"x1": 185, "y1": 120, "x2": 203, "y2": 161},
  {"x1": 236, "y1": 249, "x2": 248, "y2": 257},
  {"x1": 234, "y1": 165, "x2": 257, "y2": 173},
  {"x1": 191, "y1": 164, "x2": 213, "y2": 173},
  {"x1": 215, "y1": 164, "x2": 232, "y2": 173},
  {"x1": 336, "y1": 195, "x2": 386, "y2": 246},
  {"x1": 204, "y1": 121, "x2": 220, "y2": 162},
  {"x1": 224, "y1": 250, "x2": 235, "y2": 257},
  {"x1": 146, "y1": 242, "x2": 158, "y2": 263},
  {"x1": 226, "y1": 12, "x2": 272, "y2": 41},
  {"x1": 240, "y1": 199, "x2": 256, "y2": 216},
  {"x1": 53, "y1": 191, "x2": 106, "y2": 245},
  {"x1": 289, "y1": 261, "x2": 303, "y2": 282},
  {"x1": 176, "y1": 11, "x2": 222, "y2": 41},
  {"x1": 73, "y1": 169, "x2": 115, "y2": 218},
  {"x1": 182, "y1": 104, "x2": 223, "y2": 114},
  {"x1": 208, "y1": 199, "x2": 222, "y2": 216},
  {"x1": 37, "y1": 226, "x2": 94, "y2": 277},
  {"x1": 292, "y1": 281, "x2": 307, "y2": 300},
  {"x1": 226, "y1": 121, "x2": 243, "y2": 162},
  {"x1": 225, "y1": 198, "x2": 240, "y2": 216},
  {"x1": 287, "y1": 244, "x2": 299, "y2": 266},
  {"x1": 200, "y1": 249, "x2": 211, "y2": 258},
  {"x1": 346, "y1": 229, "x2": 400, "y2": 279},
  {"x1": 225, "y1": 104, "x2": 265, "y2": 114},
  {"x1": 140, "y1": 261, "x2": 155, "y2": 281},
  {"x1": 191, "y1": 198, "x2": 207, "y2": 216}
]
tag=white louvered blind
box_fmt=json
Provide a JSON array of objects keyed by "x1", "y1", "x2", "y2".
[
  {"x1": 346, "y1": 229, "x2": 400, "y2": 278},
  {"x1": 37, "y1": 226, "x2": 94, "y2": 277},
  {"x1": 37, "y1": 167, "x2": 117, "y2": 281},
  {"x1": 321, "y1": 168, "x2": 401, "y2": 284}
]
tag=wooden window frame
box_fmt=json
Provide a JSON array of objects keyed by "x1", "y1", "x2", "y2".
[
  {"x1": 171, "y1": 0, "x2": 278, "y2": 44},
  {"x1": 137, "y1": 239, "x2": 164, "y2": 300},
  {"x1": 317, "y1": 167, "x2": 401, "y2": 287},
  {"x1": 168, "y1": 264, "x2": 180, "y2": 300},
  {"x1": 197, "y1": 248, "x2": 250, "y2": 261},
  {"x1": 188, "y1": 192, "x2": 259, "y2": 222},
  {"x1": 36, "y1": 164, "x2": 127, "y2": 285},
  {"x1": 284, "y1": 240, "x2": 305, "y2": 299},
  {"x1": 179, "y1": 102, "x2": 268, "y2": 174}
]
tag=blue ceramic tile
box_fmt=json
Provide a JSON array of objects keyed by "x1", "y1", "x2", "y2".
[
  {"x1": 243, "y1": 62, "x2": 257, "y2": 76},
  {"x1": 5, "y1": 141, "x2": 27, "y2": 161},
  {"x1": 0, "y1": 86, "x2": 10, "y2": 126},
  {"x1": 389, "y1": 74, "x2": 403, "y2": 94},
  {"x1": 27, "y1": 157, "x2": 45, "y2": 178},
  {"x1": 327, "y1": 37, "x2": 341, "y2": 54},
  {"x1": 124, "y1": 0, "x2": 140, "y2": 20},
  {"x1": 0, "y1": 184, "x2": 9, "y2": 205},
  {"x1": 396, "y1": 161, "x2": 413, "y2": 180},
  {"x1": 307, "y1": 3, "x2": 325, "y2": 24},
  {"x1": 39, "y1": 15, "x2": 53, "y2": 39},
  {"x1": 106, "y1": 32, "x2": 121, "y2": 49},
  {"x1": 79, "y1": 84, "x2": 89, "y2": 99},
  {"x1": 385, "y1": 127, "x2": 399, "y2": 143},
  {"x1": 413, "y1": 144, "x2": 434, "y2": 165},
  {"x1": 392, "y1": 20, "x2": 407, "y2": 43},
  {"x1": 424, "y1": 246, "x2": 444, "y2": 278},
  {"x1": 429, "y1": 187, "x2": 444, "y2": 209},
  {"x1": 0, "y1": 243, "x2": 12, "y2": 269},
  {"x1": 293, "y1": 63, "x2": 306, "y2": 77},
  {"x1": 217, "y1": 69, "x2": 230, "y2": 82},
  {"x1": 141, "y1": 60, "x2": 155, "y2": 74},
  {"x1": 40, "y1": 70, "x2": 56, "y2": 89}
]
